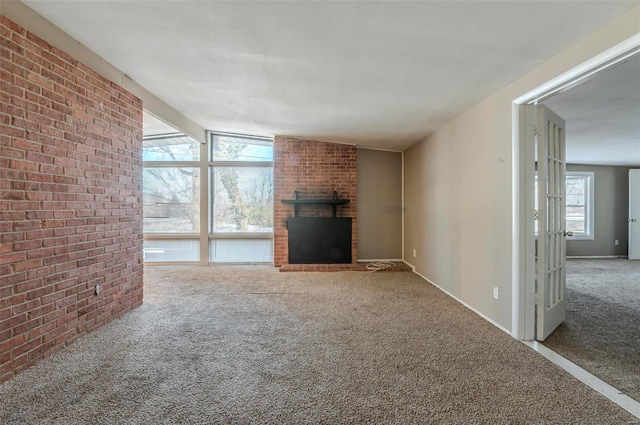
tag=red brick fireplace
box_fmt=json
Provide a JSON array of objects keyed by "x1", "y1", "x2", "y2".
[{"x1": 273, "y1": 137, "x2": 357, "y2": 267}]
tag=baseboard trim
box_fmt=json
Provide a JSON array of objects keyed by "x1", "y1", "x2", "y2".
[
  {"x1": 523, "y1": 341, "x2": 640, "y2": 419},
  {"x1": 358, "y1": 258, "x2": 404, "y2": 263},
  {"x1": 567, "y1": 255, "x2": 628, "y2": 259},
  {"x1": 404, "y1": 260, "x2": 511, "y2": 336}
]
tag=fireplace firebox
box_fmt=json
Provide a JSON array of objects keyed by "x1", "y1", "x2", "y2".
[{"x1": 282, "y1": 191, "x2": 352, "y2": 264}]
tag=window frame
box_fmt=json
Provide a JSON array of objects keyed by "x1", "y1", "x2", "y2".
[
  {"x1": 142, "y1": 130, "x2": 274, "y2": 264},
  {"x1": 142, "y1": 165, "x2": 201, "y2": 234},
  {"x1": 208, "y1": 132, "x2": 274, "y2": 238},
  {"x1": 565, "y1": 171, "x2": 595, "y2": 240}
]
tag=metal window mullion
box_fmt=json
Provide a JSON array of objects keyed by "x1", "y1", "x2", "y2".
[
  {"x1": 143, "y1": 161, "x2": 200, "y2": 168},
  {"x1": 209, "y1": 233, "x2": 274, "y2": 240},
  {"x1": 209, "y1": 131, "x2": 273, "y2": 143},
  {"x1": 143, "y1": 132, "x2": 185, "y2": 141},
  {"x1": 199, "y1": 141, "x2": 209, "y2": 263},
  {"x1": 209, "y1": 161, "x2": 273, "y2": 167},
  {"x1": 144, "y1": 233, "x2": 200, "y2": 240}
]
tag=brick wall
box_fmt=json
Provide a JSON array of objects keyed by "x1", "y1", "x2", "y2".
[
  {"x1": 0, "y1": 15, "x2": 144, "y2": 383},
  {"x1": 273, "y1": 137, "x2": 357, "y2": 266}
]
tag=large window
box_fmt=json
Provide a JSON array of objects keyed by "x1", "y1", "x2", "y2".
[
  {"x1": 142, "y1": 128, "x2": 273, "y2": 263},
  {"x1": 142, "y1": 133, "x2": 201, "y2": 261},
  {"x1": 209, "y1": 134, "x2": 273, "y2": 262},
  {"x1": 210, "y1": 134, "x2": 273, "y2": 234}
]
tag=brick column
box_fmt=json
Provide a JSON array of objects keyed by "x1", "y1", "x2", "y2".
[{"x1": 273, "y1": 137, "x2": 357, "y2": 266}]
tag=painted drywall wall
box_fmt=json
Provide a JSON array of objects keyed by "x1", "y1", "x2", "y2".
[
  {"x1": 356, "y1": 149, "x2": 402, "y2": 260},
  {"x1": 566, "y1": 164, "x2": 633, "y2": 257},
  {"x1": 404, "y1": 4, "x2": 640, "y2": 332}
]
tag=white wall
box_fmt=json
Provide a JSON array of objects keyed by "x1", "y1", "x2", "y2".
[
  {"x1": 404, "y1": 4, "x2": 640, "y2": 332},
  {"x1": 357, "y1": 149, "x2": 403, "y2": 260}
]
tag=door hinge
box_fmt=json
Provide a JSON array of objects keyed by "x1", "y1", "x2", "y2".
[{"x1": 533, "y1": 209, "x2": 538, "y2": 221}]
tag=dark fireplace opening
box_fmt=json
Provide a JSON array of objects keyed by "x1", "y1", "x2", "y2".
[
  {"x1": 282, "y1": 191, "x2": 352, "y2": 264},
  {"x1": 287, "y1": 217, "x2": 352, "y2": 264}
]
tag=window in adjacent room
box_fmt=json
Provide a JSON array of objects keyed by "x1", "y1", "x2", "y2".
[
  {"x1": 533, "y1": 171, "x2": 594, "y2": 240},
  {"x1": 565, "y1": 171, "x2": 594, "y2": 240}
]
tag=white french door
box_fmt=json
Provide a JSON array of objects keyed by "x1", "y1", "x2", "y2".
[
  {"x1": 536, "y1": 105, "x2": 568, "y2": 341},
  {"x1": 629, "y1": 169, "x2": 640, "y2": 260}
]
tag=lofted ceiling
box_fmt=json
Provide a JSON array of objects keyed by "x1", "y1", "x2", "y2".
[{"x1": 23, "y1": 0, "x2": 639, "y2": 155}]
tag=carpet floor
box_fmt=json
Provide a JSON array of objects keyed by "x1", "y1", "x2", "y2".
[
  {"x1": 1, "y1": 266, "x2": 638, "y2": 424},
  {"x1": 543, "y1": 258, "x2": 640, "y2": 402}
]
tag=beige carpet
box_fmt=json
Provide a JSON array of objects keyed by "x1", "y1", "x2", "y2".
[
  {"x1": 1, "y1": 266, "x2": 638, "y2": 424},
  {"x1": 543, "y1": 258, "x2": 640, "y2": 402}
]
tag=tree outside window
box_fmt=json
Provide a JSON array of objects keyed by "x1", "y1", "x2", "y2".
[{"x1": 211, "y1": 135, "x2": 273, "y2": 233}]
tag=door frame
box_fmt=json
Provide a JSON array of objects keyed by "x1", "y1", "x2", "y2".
[
  {"x1": 512, "y1": 35, "x2": 640, "y2": 341},
  {"x1": 630, "y1": 170, "x2": 640, "y2": 260}
]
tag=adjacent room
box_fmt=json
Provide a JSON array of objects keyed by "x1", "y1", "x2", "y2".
[
  {"x1": 1, "y1": 1, "x2": 639, "y2": 423},
  {"x1": 537, "y1": 53, "x2": 640, "y2": 402}
]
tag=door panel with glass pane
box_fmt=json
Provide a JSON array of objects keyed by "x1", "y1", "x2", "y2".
[{"x1": 536, "y1": 104, "x2": 567, "y2": 341}]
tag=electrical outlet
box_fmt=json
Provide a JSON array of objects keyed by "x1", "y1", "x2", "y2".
[
  {"x1": 615, "y1": 240, "x2": 620, "y2": 246},
  {"x1": 493, "y1": 287, "x2": 499, "y2": 300},
  {"x1": 94, "y1": 284, "x2": 100, "y2": 296},
  {"x1": 412, "y1": 248, "x2": 416, "y2": 258}
]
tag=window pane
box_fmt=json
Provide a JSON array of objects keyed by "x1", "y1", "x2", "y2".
[
  {"x1": 566, "y1": 176, "x2": 585, "y2": 206},
  {"x1": 144, "y1": 240, "x2": 199, "y2": 262},
  {"x1": 566, "y1": 206, "x2": 586, "y2": 233},
  {"x1": 143, "y1": 167, "x2": 200, "y2": 233},
  {"x1": 210, "y1": 239, "x2": 273, "y2": 262},
  {"x1": 212, "y1": 167, "x2": 273, "y2": 232},
  {"x1": 212, "y1": 135, "x2": 273, "y2": 162},
  {"x1": 143, "y1": 135, "x2": 200, "y2": 161},
  {"x1": 534, "y1": 175, "x2": 538, "y2": 235}
]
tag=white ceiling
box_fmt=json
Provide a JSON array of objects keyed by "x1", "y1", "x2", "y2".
[
  {"x1": 143, "y1": 112, "x2": 181, "y2": 137},
  {"x1": 544, "y1": 54, "x2": 640, "y2": 166},
  {"x1": 23, "y1": 0, "x2": 639, "y2": 155}
]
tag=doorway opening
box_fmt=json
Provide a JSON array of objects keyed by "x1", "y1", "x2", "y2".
[
  {"x1": 537, "y1": 53, "x2": 640, "y2": 402},
  {"x1": 513, "y1": 37, "x2": 640, "y2": 342},
  {"x1": 513, "y1": 35, "x2": 640, "y2": 416}
]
